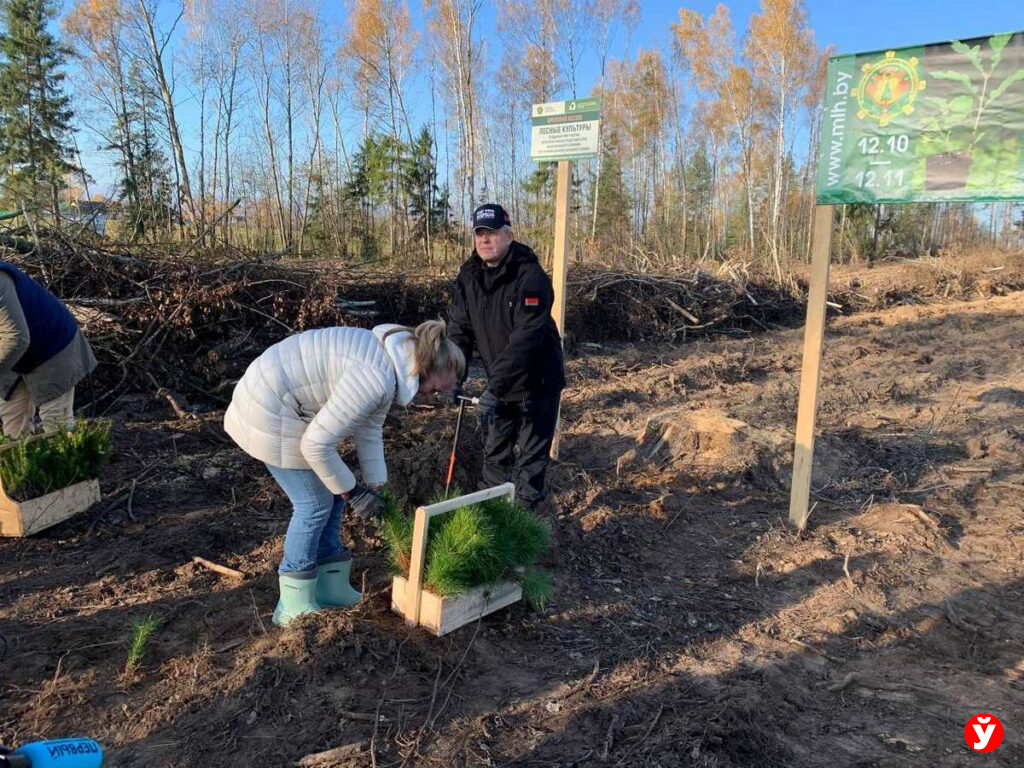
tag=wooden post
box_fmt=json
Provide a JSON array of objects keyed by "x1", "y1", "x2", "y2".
[
  {"x1": 788, "y1": 204, "x2": 834, "y2": 530},
  {"x1": 549, "y1": 160, "x2": 571, "y2": 460},
  {"x1": 550, "y1": 159, "x2": 571, "y2": 335}
]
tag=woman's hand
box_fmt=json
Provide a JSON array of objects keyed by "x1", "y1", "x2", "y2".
[{"x1": 344, "y1": 483, "x2": 386, "y2": 520}]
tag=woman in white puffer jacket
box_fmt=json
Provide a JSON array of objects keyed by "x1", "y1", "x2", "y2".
[{"x1": 224, "y1": 320, "x2": 465, "y2": 626}]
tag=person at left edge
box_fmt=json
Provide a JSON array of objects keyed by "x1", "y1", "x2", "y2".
[
  {"x1": 0, "y1": 261, "x2": 97, "y2": 439},
  {"x1": 224, "y1": 320, "x2": 466, "y2": 626}
]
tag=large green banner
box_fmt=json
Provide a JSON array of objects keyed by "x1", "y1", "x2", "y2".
[{"x1": 816, "y1": 31, "x2": 1024, "y2": 204}]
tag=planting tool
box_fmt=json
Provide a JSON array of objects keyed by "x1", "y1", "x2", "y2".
[
  {"x1": 0, "y1": 739, "x2": 103, "y2": 768},
  {"x1": 444, "y1": 394, "x2": 480, "y2": 494}
]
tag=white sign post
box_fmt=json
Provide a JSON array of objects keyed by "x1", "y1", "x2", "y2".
[{"x1": 530, "y1": 98, "x2": 601, "y2": 459}]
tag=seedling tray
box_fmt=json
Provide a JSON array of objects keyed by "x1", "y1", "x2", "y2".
[
  {"x1": 0, "y1": 431, "x2": 103, "y2": 537},
  {"x1": 390, "y1": 483, "x2": 521, "y2": 636},
  {"x1": 0, "y1": 477, "x2": 101, "y2": 536}
]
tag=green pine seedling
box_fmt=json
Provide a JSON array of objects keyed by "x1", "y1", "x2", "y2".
[
  {"x1": 425, "y1": 504, "x2": 503, "y2": 594},
  {"x1": 520, "y1": 568, "x2": 554, "y2": 612},
  {"x1": 377, "y1": 490, "x2": 414, "y2": 574},
  {"x1": 482, "y1": 497, "x2": 550, "y2": 567},
  {"x1": 380, "y1": 490, "x2": 553, "y2": 600},
  {"x1": 125, "y1": 614, "x2": 161, "y2": 673}
]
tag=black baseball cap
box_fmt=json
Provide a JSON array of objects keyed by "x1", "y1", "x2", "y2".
[{"x1": 472, "y1": 203, "x2": 511, "y2": 231}]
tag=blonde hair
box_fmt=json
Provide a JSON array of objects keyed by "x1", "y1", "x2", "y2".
[{"x1": 383, "y1": 320, "x2": 466, "y2": 380}]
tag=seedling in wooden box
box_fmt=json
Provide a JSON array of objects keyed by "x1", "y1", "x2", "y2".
[
  {"x1": 385, "y1": 484, "x2": 552, "y2": 636},
  {"x1": 0, "y1": 420, "x2": 110, "y2": 537}
]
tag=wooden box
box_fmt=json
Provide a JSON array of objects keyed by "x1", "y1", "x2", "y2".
[
  {"x1": 0, "y1": 477, "x2": 102, "y2": 537},
  {"x1": 390, "y1": 483, "x2": 521, "y2": 636}
]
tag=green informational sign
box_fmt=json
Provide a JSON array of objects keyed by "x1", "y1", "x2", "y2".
[
  {"x1": 531, "y1": 98, "x2": 602, "y2": 162},
  {"x1": 816, "y1": 31, "x2": 1024, "y2": 204}
]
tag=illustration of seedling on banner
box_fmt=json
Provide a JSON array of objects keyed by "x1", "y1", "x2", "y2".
[{"x1": 920, "y1": 32, "x2": 1024, "y2": 191}]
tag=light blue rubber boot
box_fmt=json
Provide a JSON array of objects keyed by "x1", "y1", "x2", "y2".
[
  {"x1": 315, "y1": 555, "x2": 362, "y2": 608},
  {"x1": 272, "y1": 571, "x2": 321, "y2": 626}
]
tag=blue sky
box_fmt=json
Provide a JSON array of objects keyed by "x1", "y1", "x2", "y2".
[
  {"x1": 67, "y1": 0, "x2": 1024, "y2": 196},
  {"x1": 645, "y1": 0, "x2": 1024, "y2": 59}
]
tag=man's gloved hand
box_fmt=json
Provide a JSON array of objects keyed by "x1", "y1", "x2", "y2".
[
  {"x1": 476, "y1": 390, "x2": 499, "y2": 430},
  {"x1": 344, "y1": 483, "x2": 386, "y2": 520},
  {"x1": 448, "y1": 384, "x2": 463, "y2": 406}
]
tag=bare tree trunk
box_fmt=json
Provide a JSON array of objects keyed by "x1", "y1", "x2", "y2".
[
  {"x1": 298, "y1": 43, "x2": 328, "y2": 257},
  {"x1": 768, "y1": 62, "x2": 788, "y2": 279},
  {"x1": 259, "y1": 69, "x2": 287, "y2": 249},
  {"x1": 223, "y1": 46, "x2": 240, "y2": 245},
  {"x1": 285, "y1": 27, "x2": 295, "y2": 253},
  {"x1": 198, "y1": 73, "x2": 207, "y2": 246},
  {"x1": 136, "y1": 0, "x2": 196, "y2": 225}
]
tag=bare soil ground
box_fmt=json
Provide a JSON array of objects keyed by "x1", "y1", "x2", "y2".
[{"x1": 2, "y1": 256, "x2": 1023, "y2": 767}]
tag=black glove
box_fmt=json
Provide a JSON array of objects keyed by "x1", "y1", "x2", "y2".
[
  {"x1": 476, "y1": 390, "x2": 499, "y2": 430},
  {"x1": 344, "y1": 483, "x2": 385, "y2": 520},
  {"x1": 448, "y1": 384, "x2": 463, "y2": 406}
]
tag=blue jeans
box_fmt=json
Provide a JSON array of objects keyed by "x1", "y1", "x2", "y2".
[{"x1": 266, "y1": 465, "x2": 349, "y2": 574}]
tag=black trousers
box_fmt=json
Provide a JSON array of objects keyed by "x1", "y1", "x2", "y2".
[{"x1": 481, "y1": 385, "x2": 562, "y2": 509}]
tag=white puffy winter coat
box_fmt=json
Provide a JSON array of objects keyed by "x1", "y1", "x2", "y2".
[{"x1": 223, "y1": 324, "x2": 418, "y2": 494}]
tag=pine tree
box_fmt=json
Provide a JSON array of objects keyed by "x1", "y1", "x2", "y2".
[
  {"x1": 344, "y1": 133, "x2": 395, "y2": 261},
  {"x1": 108, "y1": 63, "x2": 172, "y2": 241},
  {"x1": 684, "y1": 147, "x2": 714, "y2": 260},
  {"x1": 591, "y1": 131, "x2": 632, "y2": 257},
  {"x1": 402, "y1": 126, "x2": 449, "y2": 256},
  {"x1": 0, "y1": 0, "x2": 78, "y2": 225}
]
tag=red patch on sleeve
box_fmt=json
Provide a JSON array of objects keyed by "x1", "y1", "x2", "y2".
[{"x1": 523, "y1": 296, "x2": 540, "y2": 307}]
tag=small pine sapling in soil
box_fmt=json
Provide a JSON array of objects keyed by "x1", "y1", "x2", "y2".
[
  {"x1": 125, "y1": 614, "x2": 161, "y2": 673},
  {"x1": 520, "y1": 568, "x2": 554, "y2": 611}
]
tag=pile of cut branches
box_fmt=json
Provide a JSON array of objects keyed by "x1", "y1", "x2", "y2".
[
  {"x1": 3, "y1": 236, "x2": 446, "y2": 408},
  {"x1": 4, "y1": 236, "x2": 812, "y2": 409},
  {"x1": 18, "y1": 234, "x2": 1011, "y2": 410},
  {"x1": 566, "y1": 263, "x2": 806, "y2": 343}
]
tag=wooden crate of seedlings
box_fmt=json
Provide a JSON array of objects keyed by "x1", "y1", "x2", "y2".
[
  {"x1": 386, "y1": 483, "x2": 552, "y2": 636},
  {"x1": 0, "y1": 422, "x2": 110, "y2": 537}
]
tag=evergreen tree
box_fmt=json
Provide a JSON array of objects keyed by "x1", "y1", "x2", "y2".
[
  {"x1": 520, "y1": 162, "x2": 557, "y2": 251},
  {"x1": 684, "y1": 146, "x2": 714, "y2": 259},
  {"x1": 344, "y1": 133, "x2": 402, "y2": 261},
  {"x1": 0, "y1": 0, "x2": 77, "y2": 224},
  {"x1": 108, "y1": 64, "x2": 172, "y2": 241},
  {"x1": 402, "y1": 126, "x2": 449, "y2": 250},
  {"x1": 591, "y1": 131, "x2": 631, "y2": 257}
]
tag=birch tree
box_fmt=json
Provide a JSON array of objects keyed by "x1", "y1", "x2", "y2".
[{"x1": 746, "y1": 0, "x2": 816, "y2": 273}]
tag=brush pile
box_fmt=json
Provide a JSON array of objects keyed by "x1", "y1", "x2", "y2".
[{"x1": 7, "y1": 233, "x2": 1020, "y2": 411}]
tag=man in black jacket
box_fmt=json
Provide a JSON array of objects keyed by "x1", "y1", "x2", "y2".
[{"x1": 447, "y1": 203, "x2": 565, "y2": 510}]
